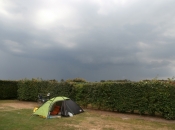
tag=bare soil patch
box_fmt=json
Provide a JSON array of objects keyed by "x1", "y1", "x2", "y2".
[{"x1": 0, "y1": 100, "x2": 38, "y2": 110}]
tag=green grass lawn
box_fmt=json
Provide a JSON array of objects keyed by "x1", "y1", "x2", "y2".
[
  {"x1": 0, "y1": 108, "x2": 85, "y2": 130},
  {"x1": 1, "y1": 100, "x2": 175, "y2": 130}
]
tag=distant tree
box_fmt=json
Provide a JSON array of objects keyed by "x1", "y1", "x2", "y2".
[
  {"x1": 72, "y1": 78, "x2": 86, "y2": 82},
  {"x1": 61, "y1": 79, "x2": 64, "y2": 82},
  {"x1": 106, "y1": 80, "x2": 113, "y2": 82},
  {"x1": 100, "y1": 80, "x2": 105, "y2": 82},
  {"x1": 49, "y1": 79, "x2": 57, "y2": 82},
  {"x1": 66, "y1": 79, "x2": 72, "y2": 82},
  {"x1": 66, "y1": 78, "x2": 87, "y2": 83}
]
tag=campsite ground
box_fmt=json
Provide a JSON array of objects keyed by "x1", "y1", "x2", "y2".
[{"x1": 0, "y1": 100, "x2": 175, "y2": 130}]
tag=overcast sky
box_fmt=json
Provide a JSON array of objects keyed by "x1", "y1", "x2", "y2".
[{"x1": 0, "y1": 0, "x2": 175, "y2": 81}]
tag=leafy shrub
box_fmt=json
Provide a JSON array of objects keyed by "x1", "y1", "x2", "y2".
[
  {"x1": 17, "y1": 78, "x2": 75, "y2": 101},
  {"x1": 74, "y1": 80, "x2": 175, "y2": 119},
  {"x1": 10, "y1": 77, "x2": 175, "y2": 119},
  {"x1": 0, "y1": 80, "x2": 18, "y2": 99}
]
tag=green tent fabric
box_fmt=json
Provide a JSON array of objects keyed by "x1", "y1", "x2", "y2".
[{"x1": 33, "y1": 96, "x2": 69, "y2": 118}]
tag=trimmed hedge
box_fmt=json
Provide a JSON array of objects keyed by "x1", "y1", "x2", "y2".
[
  {"x1": 17, "y1": 79, "x2": 75, "y2": 101},
  {"x1": 0, "y1": 80, "x2": 18, "y2": 99},
  {"x1": 1, "y1": 78, "x2": 175, "y2": 119},
  {"x1": 74, "y1": 80, "x2": 175, "y2": 119}
]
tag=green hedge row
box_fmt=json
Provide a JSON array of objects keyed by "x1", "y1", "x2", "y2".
[
  {"x1": 17, "y1": 79, "x2": 75, "y2": 101},
  {"x1": 74, "y1": 80, "x2": 175, "y2": 119},
  {"x1": 1, "y1": 78, "x2": 175, "y2": 119},
  {"x1": 0, "y1": 80, "x2": 18, "y2": 99}
]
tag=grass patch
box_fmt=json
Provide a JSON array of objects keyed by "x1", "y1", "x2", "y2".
[
  {"x1": 100, "y1": 115, "x2": 175, "y2": 130},
  {"x1": 1, "y1": 100, "x2": 175, "y2": 130},
  {"x1": 0, "y1": 109, "x2": 82, "y2": 130}
]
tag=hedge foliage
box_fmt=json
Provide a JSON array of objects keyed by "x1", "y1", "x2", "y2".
[
  {"x1": 0, "y1": 80, "x2": 18, "y2": 99},
  {"x1": 74, "y1": 80, "x2": 175, "y2": 119},
  {"x1": 1, "y1": 78, "x2": 175, "y2": 119},
  {"x1": 17, "y1": 78, "x2": 75, "y2": 101}
]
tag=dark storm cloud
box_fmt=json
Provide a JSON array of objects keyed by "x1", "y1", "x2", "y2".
[{"x1": 0, "y1": 0, "x2": 175, "y2": 81}]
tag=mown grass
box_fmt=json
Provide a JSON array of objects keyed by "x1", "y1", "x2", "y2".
[
  {"x1": 0, "y1": 109, "x2": 82, "y2": 130},
  {"x1": 1, "y1": 100, "x2": 175, "y2": 130}
]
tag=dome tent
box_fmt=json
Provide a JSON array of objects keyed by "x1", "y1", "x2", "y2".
[{"x1": 33, "y1": 96, "x2": 84, "y2": 118}]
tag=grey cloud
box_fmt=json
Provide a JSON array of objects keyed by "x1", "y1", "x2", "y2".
[{"x1": 0, "y1": 0, "x2": 175, "y2": 81}]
